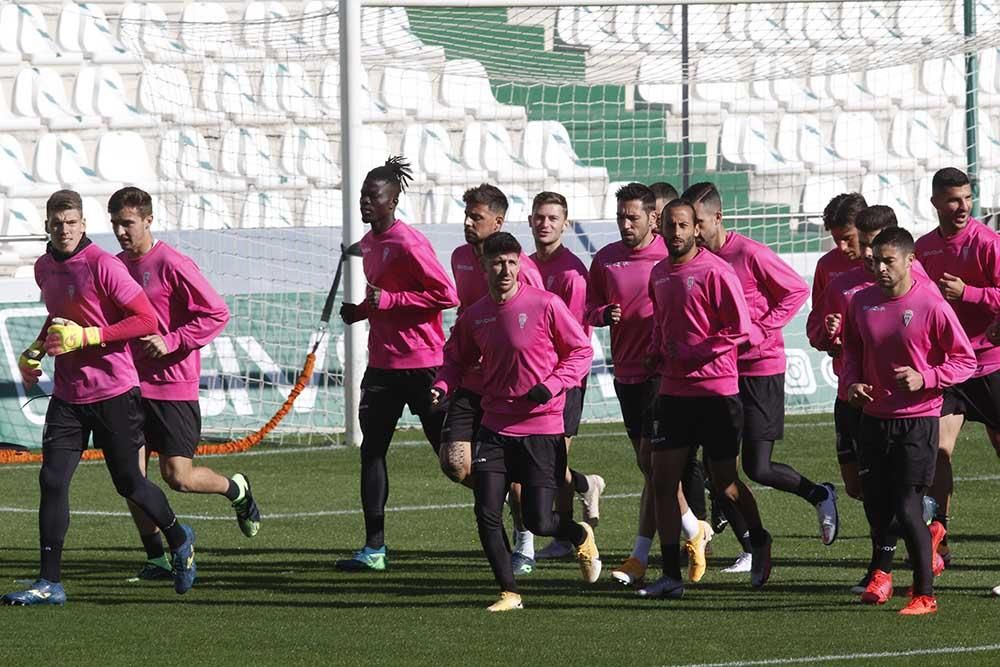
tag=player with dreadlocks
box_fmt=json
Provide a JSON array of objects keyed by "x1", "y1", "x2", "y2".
[{"x1": 335, "y1": 157, "x2": 460, "y2": 572}]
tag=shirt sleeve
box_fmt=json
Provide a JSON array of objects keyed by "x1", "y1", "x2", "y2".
[
  {"x1": 753, "y1": 249, "x2": 809, "y2": 339},
  {"x1": 959, "y1": 239, "x2": 1000, "y2": 312},
  {"x1": 647, "y1": 271, "x2": 662, "y2": 362},
  {"x1": 807, "y1": 287, "x2": 836, "y2": 352},
  {"x1": 377, "y1": 237, "x2": 459, "y2": 312},
  {"x1": 160, "y1": 258, "x2": 231, "y2": 354},
  {"x1": 584, "y1": 257, "x2": 610, "y2": 327},
  {"x1": 95, "y1": 253, "x2": 157, "y2": 340},
  {"x1": 564, "y1": 265, "x2": 589, "y2": 327},
  {"x1": 521, "y1": 255, "x2": 545, "y2": 289},
  {"x1": 540, "y1": 297, "x2": 594, "y2": 397},
  {"x1": 681, "y1": 269, "x2": 751, "y2": 365},
  {"x1": 921, "y1": 303, "x2": 978, "y2": 390},
  {"x1": 432, "y1": 311, "x2": 479, "y2": 396},
  {"x1": 841, "y1": 300, "x2": 863, "y2": 389},
  {"x1": 805, "y1": 267, "x2": 829, "y2": 354}
]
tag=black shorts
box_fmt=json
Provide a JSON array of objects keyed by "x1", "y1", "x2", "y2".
[
  {"x1": 613, "y1": 377, "x2": 659, "y2": 440},
  {"x1": 650, "y1": 394, "x2": 743, "y2": 462},
  {"x1": 143, "y1": 399, "x2": 201, "y2": 458},
  {"x1": 441, "y1": 388, "x2": 482, "y2": 443},
  {"x1": 472, "y1": 427, "x2": 567, "y2": 488},
  {"x1": 360, "y1": 366, "x2": 444, "y2": 454},
  {"x1": 834, "y1": 398, "x2": 862, "y2": 465},
  {"x1": 738, "y1": 374, "x2": 785, "y2": 442},
  {"x1": 43, "y1": 387, "x2": 145, "y2": 454},
  {"x1": 941, "y1": 370, "x2": 1000, "y2": 430},
  {"x1": 858, "y1": 415, "x2": 939, "y2": 487},
  {"x1": 563, "y1": 384, "x2": 586, "y2": 437}
]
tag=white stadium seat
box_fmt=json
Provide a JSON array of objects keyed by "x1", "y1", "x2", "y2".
[
  {"x1": 179, "y1": 193, "x2": 234, "y2": 230},
  {"x1": 319, "y1": 62, "x2": 405, "y2": 123},
  {"x1": 242, "y1": 1, "x2": 305, "y2": 58},
  {"x1": 380, "y1": 66, "x2": 466, "y2": 123},
  {"x1": 461, "y1": 121, "x2": 545, "y2": 185},
  {"x1": 423, "y1": 187, "x2": 466, "y2": 225},
  {"x1": 693, "y1": 57, "x2": 779, "y2": 113},
  {"x1": 12, "y1": 68, "x2": 102, "y2": 131},
  {"x1": 402, "y1": 122, "x2": 488, "y2": 186},
  {"x1": 139, "y1": 64, "x2": 222, "y2": 126},
  {"x1": 303, "y1": 189, "x2": 343, "y2": 227},
  {"x1": 861, "y1": 172, "x2": 916, "y2": 229},
  {"x1": 221, "y1": 126, "x2": 306, "y2": 189},
  {"x1": 822, "y1": 53, "x2": 894, "y2": 112},
  {"x1": 2, "y1": 3, "x2": 82, "y2": 66},
  {"x1": 832, "y1": 112, "x2": 918, "y2": 171},
  {"x1": 159, "y1": 127, "x2": 245, "y2": 191},
  {"x1": 0, "y1": 81, "x2": 41, "y2": 131},
  {"x1": 82, "y1": 196, "x2": 112, "y2": 235},
  {"x1": 180, "y1": 2, "x2": 265, "y2": 59},
  {"x1": 785, "y1": 114, "x2": 864, "y2": 174},
  {"x1": 119, "y1": 3, "x2": 197, "y2": 63},
  {"x1": 280, "y1": 126, "x2": 341, "y2": 187},
  {"x1": 75, "y1": 65, "x2": 158, "y2": 129},
  {"x1": 740, "y1": 116, "x2": 805, "y2": 174},
  {"x1": 799, "y1": 175, "x2": 848, "y2": 229},
  {"x1": 0, "y1": 135, "x2": 51, "y2": 198},
  {"x1": 441, "y1": 59, "x2": 526, "y2": 123},
  {"x1": 58, "y1": 3, "x2": 139, "y2": 65},
  {"x1": 201, "y1": 62, "x2": 285, "y2": 125},
  {"x1": 379, "y1": 8, "x2": 445, "y2": 61},
  {"x1": 33, "y1": 133, "x2": 119, "y2": 196},
  {"x1": 768, "y1": 55, "x2": 836, "y2": 113},
  {"x1": 259, "y1": 61, "x2": 330, "y2": 121},
  {"x1": 521, "y1": 121, "x2": 608, "y2": 183},
  {"x1": 637, "y1": 56, "x2": 722, "y2": 115},
  {"x1": 240, "y1": 191, "x2": 295, "y2": 228},
  {"x1": 95, "y1": 130, "x2": 165, "y2": 193},
  {"x1": 503, "y1": 184, "x2": 532, "y2": 225},
  {"x1": 3, "y1": 198, "x2": 47, "y2": 258}
]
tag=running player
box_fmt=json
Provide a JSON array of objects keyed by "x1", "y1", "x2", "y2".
[
  {"x1": 4, "y1": 190, "x2": 196, "y2": 605},
  {"x1": 915, "y1": 167, "x2": 1000, "y2": 569},
  {"x1": 843, "y1": 226, "x2": 975, "y2": 615},
  {"x1": 110, "y1": 186, "x2": 260, "y2": 581},
  {"x1": 584, "y1": 183, "x2": 667, "y2": 587},
  {"x1": 639, "y1": 199, "x2": 771, "y2": 599},
  {"x1": 527, "y1": 191, "x2": 605, "y2": 561},
  {"x1": 430, "y1": 231, "x2": 599, "y2": 612},
  {"x1": 684, "y1": 182, "x2": 838, "y2": 548},
  {"x1": 336, "y1": 157, "x2": 459, "y2": 572}
]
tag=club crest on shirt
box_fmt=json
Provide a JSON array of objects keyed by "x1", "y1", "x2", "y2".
[
  {"x1": 142, "y1": 271, "x2": 151, "y2": 287},
  {"x1": 546, "y1": 275, "x2": 555, "y2": 289},
  {"x1": 686, "y1": 276, "x2": 695, "y2": 291},
  {"x1": 903, "y1": 309, "x2": 913, "y2": 327},
  {"x1": 67, "y1": 284, "x2": 75, "y2": 299},
  {"x1": 382, "y1": 247, "x2": 390, "y2": 262},
  {"x1": 962, "y1": 245, "x2": 971, "y2": 260},
  {"x1": 518, "y1": 313, "x2": 527, "y2": 329}
]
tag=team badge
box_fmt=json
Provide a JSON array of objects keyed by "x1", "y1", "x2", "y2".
[
  {"x1": 382, "y1": 247, "x2": 390, "y2": 262},
  {"x1": 546, "y1": 275, "x2": 555, "y2": 289},
  {"x1": 67, "y1": 284, "x2": 75, "y2": 299},
  {"x1": 686, "y1": 276, "x2": 695, "y2": 290},
  {"x1": 518, "y1": 313, "x2": 527, "y2": 329},
  {"x1": 903, "y1": 309, "x2": 913, "y2": 327},
  {"x1": 142, "y1": 271, "x2": 151, "y2": 287}
]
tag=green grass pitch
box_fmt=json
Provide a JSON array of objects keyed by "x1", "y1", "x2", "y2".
[{"x1": 0, "y1": 413, "x2": 999, "y2": 665}]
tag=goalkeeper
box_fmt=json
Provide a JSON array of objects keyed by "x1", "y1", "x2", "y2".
[{"x1": 3, "y1": 190, "x2": 196, "y2": 606}]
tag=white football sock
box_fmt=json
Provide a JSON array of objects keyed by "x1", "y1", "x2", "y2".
[
  {"x1": 681, "y1": 509, "x2": 700, "y2": 541},
  {"x1": 513, "y1": 530, "x2": 535, "y2": 559}
]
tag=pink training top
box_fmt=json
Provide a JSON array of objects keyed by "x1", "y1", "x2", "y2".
[
  {"x1": 814, "y1": 266, "x2": 875, "y2": 400},
  {"x1": 434, "y1": 284, "x2": 593, "y2": 436},
  {"x1": 36, "y1": 242, "x2": 154, "y2": 404},
  {"x1": 531, "y1": 245, "x2": 591, "y2": 337},
  {"x1": 355, "y1": 220, "x2": 459, "y2": 370},
  {"x1": 916, "y1": 218, "x2": 1000, "y2": 377},
  {"x1": 842, "y1": 279, "x2": 976, "y2": 419},
  {"x1": 806, "y1": 248, "x2": 864, "y2": 355},
  {"x1": 451, "y1": 244, "x2": 542, "y2": 394},
  {"x1": 648, "y1": 248, "x2": 751, "y2": 397},
  {"x1": 585, "y1": 236, "x2": 668, "y2": 384},
  {"x1": 118, "y1": 241, "x2": 230, "y2": 402},
  {"x1": 715, "y1": 232, "x2": 808, "y2": 376}
]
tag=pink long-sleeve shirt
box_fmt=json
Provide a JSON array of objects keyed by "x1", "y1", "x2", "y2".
[
  {"x1": 806, "y1": 248, "x2": 864, "y2": 355},
  {"x1": 714, "y1": 232, "x2": 808, "y2": 376},
  {"x1": 451, "y1": 244, "x2": 542, "y2": 394},
  {"x1": 356, "y1": 220, "x2": 459, "y2": 370},
  {"x1": 842, "y1": 279, "x2": 976, "y2": 419},
  {"x1": 434, "y1": 284, "x2": 593, "y2": 436},
  {"x1": 648, "y1": 248, "x2": 751, "y2": 397},
  {"x1": 916, "y1": 218, "x2": 1000, "y2": 377},
  {"x1": 532, "y1": 245, "x2": 591, "y2": 337},
  {"x1": 36, "y1": 242, "x2": 156, "y2": 404},
  {"x1": 814, "y1": 266, "x2": 875, "y2": 400},
  {"x1": 585, "y1": 236, "x2": 667, "y2": 384},
  {"x1": 118, "y1": 241, "x2": 230, "y2": 401}
]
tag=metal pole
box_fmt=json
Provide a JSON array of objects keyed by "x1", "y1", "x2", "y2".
[
  {"x1": 965, "y1": 0, "x2": 980, "y2": 217},
  {"x1": 681, "y1": 4, "x2": 690, "y2": 192},
  {"x1": 339, "y1": 0, "x2": 364, "y2": 447}
]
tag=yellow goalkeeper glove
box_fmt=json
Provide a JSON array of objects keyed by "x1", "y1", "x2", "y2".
[
  {"x1": 18, "y1": 340, "x2": 44, "y2": 387},
  {"x1": 45, "y1": 317, "x2": 102, "y2": 356}
]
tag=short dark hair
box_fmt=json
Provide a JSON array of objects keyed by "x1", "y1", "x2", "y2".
[
  {"x1": 932, "y1": 167, "x2": 970, "y2": 195},
  {"x1": 873, "y1": 226, "x2": 915, "y2": 255},
  {"x1": 823, "y1": 192, "x2": 867, "y2": 230},
  {"x1": 482, "y1": 231, "x2": 521, "y2": 258},
  {"x1": 108, "y1": 186, "x2": 153, "y2": 219},
  {"x1": 662, "y1": 198, "x2": 697, "y2": 220},
  {"x1": 682, "y1": 182, "x2": 722, "y2": 210},
  {"x1": 648, "y1": 182, "x2": 679, "y2": 202},
  {"x1": 855, "y1": 205, "x2": 898, "y2": 234},
  {"x1": 615, "y1": 182, "x2": 657, "y2": 213},
  {"x1": 531, "y1": 191, "x2": 568, "y2": 216},
  {"x1": 464, "y1": 183, "x2": 508, "y2": 215},
  {"x1": 46, "y1": 189, "x2": 83, "y2": 221},
  {"x1": 365, "y1": 155, "x2": 413, "y2": 192}
]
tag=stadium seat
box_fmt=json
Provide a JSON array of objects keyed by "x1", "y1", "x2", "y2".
[
  {"x1": 914, "y1": 172, "x2": 939, "y2": 228},
  {"x1": 33, "y1": 133, "x2": 120, "y2": 196},
  {"x1": 552, "y1": 181, "x2": 600, "y2": 221},
  {"x1": 74, "y1": 65, "x2": 158, "y2": 129},
  {"x1": 240, "y1": 191, "x2": 295, "y2": 228},
  {"x1": 379, "y1": 8, "x2": 445, "y2": 61},
  {"x1": 2, "y1": 3, "x2": 83, "y2": 66},
  {"x1": 740, "y1": 116, "x2": 805, "y2": 174},
  {"x1": 221, "y1": 126, "x2": 306, "y2": 189},
  {"x1": 690, "y1": 5, "x2": 747, "y2": 52},
  {"x1": 637, "y1": 56, "x2": 723, "y2": 114},
  {"x1": 0, "y1": 135, "x2": 50, "y2": 198},
  {"x1": 12, "y1": 68, "x2": 102, "y2": 131},
  {"x1": 118, "y1": 3, "x2": 197, "y2": 63},
  {"x1": 782, "y1": 114, "x2": 864, "y2": 174},
  {"x1": 799, "y1": 2, "x2": 844, "y2": 50},
  {"x1": 920, "y1": 55, "x2": 965, "y2": 105},
  {"x1": 3, "y1": 198, "x2": 47, "y2": 258},
  {"x1": 57, "y1": 3, "x2": 139, "y2": 65},
  {"x1": 380, "y1": 66, "x2": 466, "y2": 123},
  {"x1": 259, "y1": 61, "x2": 330, "y2": 121},
  {"x1": 864, "y1": 63, "x2": 930, "y2": 109},
  {"x1": 522, "y1": 121, "x2": 609, "y2": 183},
  {"x1": 832, "y1": 112, "x2": 918, "y2": 171},
  {"x1": 0, "y1": 8, "x2": 23, "y2": 65},
  {"x1": 632, "y1": 6, "x2": 677, "y2": 52},
  {"x1": 693, "y1": 56, "x2": 779, "y2": 113},
  {"x1": 180, "y1": 2, "x2": 265, "y2": 59},
  {"x1": 179, "y1": 193, "x2": 234, "y2": 230},
  {"x1": 242, "y1": 1, "x2": 306, "y2": 58},
  {"x1": 318, "y1": 62, "x2": 406, "y2": 123},
  {"x1": 897, "y1": 0, "x2": 957, "y2": 43},
  {"x1": 823, "y1": 54, "x2": 894, "y2": 112},
  {"x1": 768, "y1": 55, "x2": 836, "y2": 113},
  {"x1": 95, "y1": 130, "x2": 165, "y2": 193},
  {"x1": 423, "y1": 186, "x2": 466, "y2": 224},
  {"x1": 402, "y1": 123, "x2": 488, "y2": 186},
  {"x1": 799, "y1": 175, "x2": 848, "y2": 229},
  {"x1": 139, "y1": 65, "x2": 223, "y2": 126},
  {"x1": 892, "y1": 110, "x2": 959, "y2": 164},
  {"x1": 746, "y1": 4, "x2": 812, "y2": 51},
  {"x1": 861, "y1": 172, "x2": 917, "y2": 229},
  {"x1": 0, "y1": 81, "x2": 41, "y2": 131},
  {"x1": 357, "y1": 126, "x2": 389, "y2": 176},
  {"x1": 280, "y1": 126, "x2": 341, "y2": 187},
  {"x1": 82, "y1": 196, "x2": 113, "y2": 235},
  {"x1": 601, "y1": 181, "x2": 632, "y2": 219},
  {"x1": 201, "y1": 62, "x2": 285, "y2": 125},
  {"x1": 461, "y1": 121, "x2": 546, "y2": 185},
  {"x1": 440, "y1": 60, "x2": 526, "y2": 123},
  {"x1": 503, "y1": 184, "x2": 532, "y2": 225},
  {"x1": 159, "y1": 127, "x2": 245, "y2": 192},
  {"x1": 557, "y1": 6, "x2": 638, "y2": 54},
  {"x1": 846, "y1": 2, "x2": 907, "y2": 50},
  {"x1": 300, "y1": 0, "x2": 339, "y2": 54},
  {"x1": 303, "y1": 188, "x2": 344, "y2": 226},
  {"x1": 978, "y1": 48, "x2": 1000, "y2": 108},
  {"x1": 945, "y1": 109, "x2": 1000, "y2": 168}
]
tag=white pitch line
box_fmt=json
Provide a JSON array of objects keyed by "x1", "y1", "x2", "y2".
[{"x1": 673, "y1": 643, "x2": 1000, "y2": 667}]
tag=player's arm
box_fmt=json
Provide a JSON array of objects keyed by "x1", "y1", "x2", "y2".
[
  {"x1": 841, "y1": 301, "x2": 872, "y2": 405},
  {"x1": 806, "y1": 288, "x2": 837, "y2": 352},
  {"x1": 431, "y1": 312, "x2": 478, "y2": 402},
  {"x1": 148, "y1": 259, "x2": 229, "y2": 358},
  {"x1": 753, "y1": 250, "x2": 809, "y2": 344},
  {"x1": 919, "y1": 305, "x2": 977, "y2": 390},
  {"x1": 372, "y1": 239, "x2": 458, "y2": 312},
  {"x1": 584, "y1": 258, "x2": 617, "y2": 327},
  {"x1": 955, "y1": 241, "x2": 1000, "y2": 310},
  {"x1": 645, "y1": 272, "x2": 662, "y2": 370},
  {"x1": 805, "y1": 269, "x2": 829, "y2": 353},
  {"x1": 563, "y1": 265, "x2": 589, "y2": 328},
  {"x1": 535, "y1": 298, "x2": 593, "y2": 400},
  {"x1": 675, "y1": 270, "x2": 750, "y2": 365},
  {"x1": 18, "y1": 315, "x2": 53, "y2": 387},
  {"x1": 520, "y1": 255, "x2": 545, "y2": 289}
]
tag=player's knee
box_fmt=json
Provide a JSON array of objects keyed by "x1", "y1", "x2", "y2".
[
  {"x1": 522, "y1": 508, "x2": 556, "y2": 536},
  {"x1": 438, "y1": 443, "x2": 470, "y2": 484},
  {"x1": 111, "y1": 473, "x2": 140, "y2": 499},
  {"x1": 474, "y1": 501, "x2": 503, "y2": 530},
  {"x1": 38, "y1": 466, "x2": 66, "y2": 496},
  {"x1": 161, "y1": 469, "x2": 192, "y2": 493}
]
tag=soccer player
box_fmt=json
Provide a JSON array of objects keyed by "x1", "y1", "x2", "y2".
[
  {"x1": 110, "y1": 186, "x2": 261, "y2": 581},
  {"x1": 430, "y1": 232, "x2": 599, "y2": 612},
  {"x1": 843, "y1": 226, "x2": 975, "y2": 615},
  {"x1": 527, "y1": 191, "x2": 606, "y2": 560},
  {"x1": 684, "y1": 182, "x2": 838, "y2": 548},
  {"x1": 584, "y1": 183, "x2": 666, "y2": 587},
  {"x1": 336, "y1": 157, "x2": 459, "y2": 572},
  {"x1": 441, "y1": 183, "x2": 544, "y2": 574},
  {"x1": 4, "y1": 190, "x2": 196, "y2": 605},
  {"x1": 649, "y1": 181, "x2": 679, "y2": 232},
  {"x1": 915, "y1": 167, "x2": 1000, "y2": 568},
  {"x1": 639, "y1": 199, "x2": 771, "y2": 599}
]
